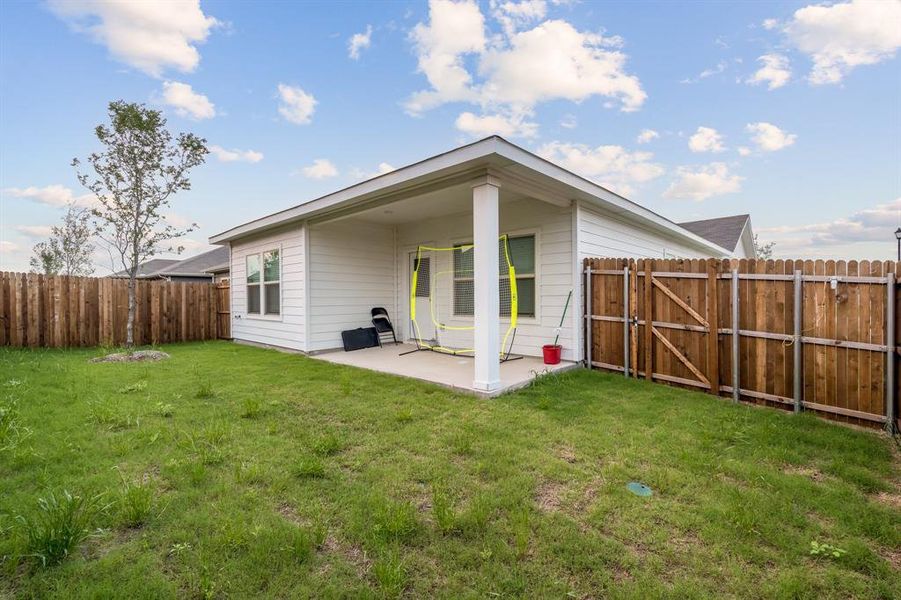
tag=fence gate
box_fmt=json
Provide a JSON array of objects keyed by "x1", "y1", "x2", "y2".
[
  {"x1": 216, "y1": 281, "x2": 231, "y2": 339},
  {"x1": 584, "y1": 257, "x2": 899, "y2": 432}
]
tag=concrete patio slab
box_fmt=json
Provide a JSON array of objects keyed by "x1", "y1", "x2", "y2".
[{"x1": 311, "y1": 343, "x2": 577, "y2": 397}]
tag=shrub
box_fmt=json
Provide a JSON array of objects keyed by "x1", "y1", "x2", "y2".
[{"x1": 16, "y1": 490, "x2": 105, "y2": 566}]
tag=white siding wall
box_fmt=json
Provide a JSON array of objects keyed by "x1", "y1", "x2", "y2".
[
  {"x1": 230, "y1": 224, "x2": 306, "y2": 350},
  {"x1": 396, "y1": 198, "x2": 576, "y2": 361},
  {"x1": 307, "y1": 219, "x2": 395, "y2": 352},
  {"x1": 577, "y1": 203, "x2": 712, "y2": 260}
]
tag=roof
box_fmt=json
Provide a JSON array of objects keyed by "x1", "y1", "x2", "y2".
[
  {"x1": 111, "y1": 258, "x2": 181, "y2": 278},
  {"x1": 210, "y1": 136, "x2": 732, "y2": 256},
  {"x1": 157, "y1": 246, "x2": 230, "y2": 278},
  {"x1": 678, "y1": 214, "x2": 751, "y2": 252}
]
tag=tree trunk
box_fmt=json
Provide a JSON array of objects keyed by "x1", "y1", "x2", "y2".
[{"x1": 126, "y1": 276, "x2": 136, "y2": 347}]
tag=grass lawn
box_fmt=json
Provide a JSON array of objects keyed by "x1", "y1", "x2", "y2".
[{"x1": 0, "y1": 341, "x2": 898, "y2": 599}]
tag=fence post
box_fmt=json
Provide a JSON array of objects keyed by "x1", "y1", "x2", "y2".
[
  {"x1": 623, "y1": 265, "x2": 630, "y2": 378},
  {"x1": 793, "y1": 270, "x2": 803, "y2": 414},
  {"x1": 705, "y1": 261, "x2": 719, "y2": 396},
  {"x1": 887, "y1": 272, "x2": 896, "y2": 434},
  {"x1": 585, "y1": 264, "x2": 592, "y2": 369},
  {"x1": 731, "y1": 269, "x2": 740, "y2": 403},
  {"x1": 644, "y1": 261, "x2": 653, "y2": 381}
]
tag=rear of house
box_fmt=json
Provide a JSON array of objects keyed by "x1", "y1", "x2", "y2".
[{"x1": 211, "y1": 136, "x2": 751, "y2": 390}]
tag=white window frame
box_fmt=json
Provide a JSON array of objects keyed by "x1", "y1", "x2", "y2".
[
  {"x1": 244, "y1": 246, "x2": 282, "y2": 321},
  {"x1": 451, "y1": 230, "x2": 539, "y2": 322}
]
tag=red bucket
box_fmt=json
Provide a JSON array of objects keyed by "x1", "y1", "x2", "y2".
[{"x1": 542, "y1": 344, "x2": 562, "y2": 365}]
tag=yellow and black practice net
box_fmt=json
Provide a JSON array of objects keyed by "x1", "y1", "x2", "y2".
[{"x1": 406, "y1": 234, "x2": 519, "y2": 360}]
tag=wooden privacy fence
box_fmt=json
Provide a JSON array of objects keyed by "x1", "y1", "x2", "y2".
[
  {"x1": 584, "y1": 258, "x2": 898, "y2": 431},
  {"x1": 0, "y1": 272, "x2": 231, "y2": 348}
]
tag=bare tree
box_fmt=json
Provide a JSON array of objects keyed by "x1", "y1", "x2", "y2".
[
  {"x1": 753, "y1": 234, "x2": 776, "y2": 259},
  {"x1": 28, "y1": 203, "x2": 95, "y2": 276},
  {"x1": 73, "y1": 101, "x2": 208, "y2": 346}
]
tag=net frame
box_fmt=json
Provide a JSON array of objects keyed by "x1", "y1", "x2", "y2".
[{"x1": 407, "y1": 234, "x2": 518, "y2": 359}]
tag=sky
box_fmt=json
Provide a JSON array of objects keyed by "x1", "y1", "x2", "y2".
[{"x1": 1, "y1": 0, "x2": 899, "y2": 273}]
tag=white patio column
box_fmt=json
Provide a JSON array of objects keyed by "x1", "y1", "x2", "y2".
[{"x1": 472, "y1": 176, "x2": 501, "y2": 391}]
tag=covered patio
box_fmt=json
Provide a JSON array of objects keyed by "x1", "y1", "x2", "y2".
[{"x1": 311, "y1": 343, "x2": 577, "y2": 397}]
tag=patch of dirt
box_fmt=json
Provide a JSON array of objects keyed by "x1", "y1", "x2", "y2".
[
  {"x1": 275, "y1": 501, "x2": 308, "y2": 526},
  {"x1": 91, "y1": 350, "x2": 170, "y2": 363},
  {"x1": 322, "y1": 534, "x2": 371, "y2": 578},
  {"x1": 881, "y1": 546, "x2": 901, "y2": 571},
  {"x1": 783, "y1": 465, "x2": 827, "y2": 482},
  {"x1": 536, "y1": 481, "x2": 566, "y2": 513},
  {"x1": 557, "y1": 445, "x2": 578, "y2": 464},
  {"x1": 873, "y1": 491, "x2": 901, "y2": 509}
]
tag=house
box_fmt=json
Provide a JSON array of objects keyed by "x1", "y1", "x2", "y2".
[
  {"x1": 111, "y1": 247, "x2": 230, "y2": 282},
  {"x1": 209, "y1": 136, "x2": 749, "y2": 394},
  {"x1": 678, "y1": 214, "x2": 756, "y2": 259}
]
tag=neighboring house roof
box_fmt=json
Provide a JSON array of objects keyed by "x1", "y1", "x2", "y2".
[
  {"x1": 204, "y1": 262, "x2": 230, "y2": 274},
  {"x1": 209, "y1": 136, "x2": 733, "y2": 257},
  {"x1": 157, "y1": 246, "x2": 230, "y2": 278},
  {"x1": 111, "y1": 259, "x2": 181, "y2": 278},
  {"x1": 678, "y1": 214, "x2": 751, "y2": 254}
]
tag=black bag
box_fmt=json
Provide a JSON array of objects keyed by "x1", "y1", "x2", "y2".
[{"x1": 341, "y1": 327, "x2": 380, "y2": 352}]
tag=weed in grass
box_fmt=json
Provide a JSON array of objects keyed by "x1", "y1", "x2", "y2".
[
  {"x1": 448, "y1": 430, "x2": 473, "y2": 456},
  {"x1": 394, "y1": 409, "x2": 413, "y2": 424},
  {"x1": 118, "y1": 381, "x2": 147, "y2": 394},
  {"x1": 357, "y1": 494, "x2": 419, "y2": 546},
  {"x1": 240, "y1": 397, "x2": 262, "y2": 419},
  {"x1": 116, "y1": 472, "x2": 154, "y2": 528},
  {"x1": 311, "y1": 432, "x2": 345, "y2": 456},
  {"x1": 153, "y1": 402, "x2": 174, "y2": 418},
  {"x1": 179, "y1": 423, "x2": 229, "y2": 466},
  {"x1": 194, "y1": 381, "x2": 216, "y2": 399},
  {"x1": 292, "y1": 455, "x2": 325, "y2": 479},
  {"x1": 0, "y1": 397, "x2": 32, "y2": 452},
  {"x1": 510, "y1": 507, "x2": 531, "y2": 559},
  {"x1": 372, "y1": 549, "x2": 406, "y2": 598},
  {"x1": 431, "y1": 485, "x2": 456, "y2": 535},
  {"x1": 809, "y1": 540, "x2": 847, "y2": 559},
  {"x1": 457, "y1": 493, "x2": 492, "y2": 536},
  {"x1": 16, "y1": 490, "x2": 106, "y2": 567},
  {"x1": 87, "y1": 398, "x2": 139, "y2": 430},
  {"x1": 234, "y1": 461, "x2": 269, "y2": 486}
]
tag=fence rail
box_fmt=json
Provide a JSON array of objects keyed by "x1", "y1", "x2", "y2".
[
  {"x1": 0, "y1": 272, "x2": 230, "y2": 348},
  {"x1": 584, "y1": 258, "x2": 898, "y2": 431}
]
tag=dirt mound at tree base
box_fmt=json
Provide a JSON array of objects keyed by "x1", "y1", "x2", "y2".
[{"x1": 91, "y1": 350, "x2": 170, "y2": 363}]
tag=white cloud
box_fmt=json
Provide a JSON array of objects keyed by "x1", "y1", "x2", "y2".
[
  {"x1": 746, "y1": 122, "x2": 796, "y2": 152},
  {"x1": 405, "y1": 0, "x2": 646, "y2": 124},
  {"x1": 351, "y1": 162, "x2": 396, "y2": 180},
  {"x1": 2, "y1": 185, "x2": 96, "y2": 208},
  {"x1": 455, "y1": 110, "x2": 537, "y2": 138},
  {"x1": 762, "y1": 18, "x2": 780, "y2": 30},
  {"x1": 15, "y1": 225, "x2": 53, "y2": 238},
  {"x1": 560, "y1": 114, "x2": 577, "y2": 129},
  {"x1": 492, "y1": 0, "x2": 547, "y2": 36},
  {"x1": 277, "y1": 84, "x2": 317, "y2": 125},
  {"x1": 301, "y1": 159, "x2": 339, "y2": 179},
  {"x1": 209, "y1": 145, "x2": 263, "y2": 163},
  {"x1": 163, "y1": 212, "x2": 192, "y2": 228},
  {"x1": 663, "y1": 163, "x2": 743, "y2": 201},
  {"x1": 536, "y1": 141, "x2": 665, "y2": 196},
  {"x1": 758, "y1": 197, "x2": 901, "y2": 256},
  {"x1": 783, "y1": 0, "x2": 901, "y2": 85},
  {"x1": 688, "y1": 126, "x2": 725, "y2": 153},
  {"x1": 161, "y1": 81, "x2": 215, "y2": 119},
  {"x1": 348, "y1": 25, "x2": 373, "y2": 60},
  {"x1": 0, "y1": 240, "x2": 21, "y2": 253},
  {"x1": 737, "y1": 146, "x2": 752, "y2": 157},
  {"x1": 680, "y1": 60, "x2": 727, "y2": 84},
  {"x1": 636, "y1": 128, "x2": 659, "y2": 144},
  {"x1": 746, "y1": 53, "x2": 791, "y2": 90},
  {"x1": 47, "y1": 0, "x2": 219, "y2": 77}
]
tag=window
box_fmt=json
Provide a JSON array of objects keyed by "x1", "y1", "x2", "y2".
[
  {"x1": 453, "y1": 234, "x2": 536, "y2": 318},
  {"x1": 246, "y1": 249, "x2": 280, "y2": 316}
]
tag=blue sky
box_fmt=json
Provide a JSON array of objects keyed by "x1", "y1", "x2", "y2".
[{"x1": 1, "y1": 0, "x2": 899, "y2": 272}]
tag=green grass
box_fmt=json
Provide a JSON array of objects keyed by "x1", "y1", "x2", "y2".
[{"x1": 0, "y1": 341, "x2": 898, "y2": 598}]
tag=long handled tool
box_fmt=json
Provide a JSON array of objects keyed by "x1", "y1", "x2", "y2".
[{"x1": 552, "y1": 290, "x2": 573, "y2": 346}]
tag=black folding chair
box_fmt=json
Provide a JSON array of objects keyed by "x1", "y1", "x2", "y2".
[{"x1": 371, "y1": 307, "x2": 399, "y2": 346}]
